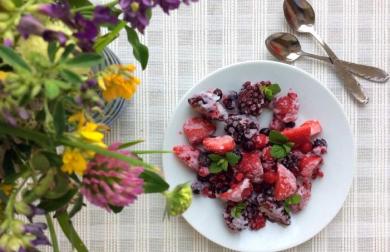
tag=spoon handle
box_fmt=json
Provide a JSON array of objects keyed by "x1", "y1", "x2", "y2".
[
  {"x1": 302, "y1": 52, "x2": 389, "y2": 83},
  {"x1": 309, "y1": 30, "x2": 369, "y2": 104}
]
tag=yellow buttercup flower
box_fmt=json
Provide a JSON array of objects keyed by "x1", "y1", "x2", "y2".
[
  {"x1": 98, "y1": 64, "x2": 140, "y2": 102},
  {"x1": 0, "y1": 71, "x2": 8, "y2": 81},
  {"x1": 61, "y1": 148, "x2": 87, "y2": 175}
]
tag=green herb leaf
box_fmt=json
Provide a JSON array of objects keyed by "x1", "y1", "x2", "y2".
[
  {"x1": 270, "y1": 145, "x2": 287, "y2": 159},
  {"x1": 264, "y1": 88, "x2": 273, "y2": 101},
  {"x1": 269, "y1": 130, "x2": 289, "y2": 144},
  {"x1": 68, "y1": 194, "x2": 84, "y2": 218},
  {"x1": 60, "y1": 44, "x2": 76, "y2": 61},
  {"x1": 38, "y1": 188, "x2": 77, "y2": 212},
  {"x1": 31, "y1": 153, "x2": 50, "y2": 171},
  {"x1": 262, "y1": 83, "x2": 281, "y2": 101},
  {"x1": 0, "y1": 45, "x2": 30, "y2": 71},
  {"x1": 47, "y1": 41, "x2": 58, "y2": 63},
  {"x1": 125, "y1": 26, "x2": 149, "y2": 70},
  {"x1": 231, "y1": 203, "x2": 246, "y2": 218},
  {"x1": 208, "y1": 154, "x2": 223, "y2": 162},
  {"x1": 60, "y1": 69, "x2": 83, "y2": 84},
  {"x1": 56, "y1": 211, "x2": 88, "y2": 252},
  {"x1": 209, "y1": 162, "x2": 223, "y2": 174},
  {"x1": 67, "y1": 0, "x2": 93, "y2": 8},
  {"x1": 140, "y1": 170, "x2": 170, "y2": 193},
  {"x1": 269, "y1": 83, "x2": 281, "y2": 94},
  {"x1": 53, "y1": 100, "x2": 66, "y2": 137},
  {"x1": 284, "y1": 194, "x2": 302, "y2": 213},
  {"x1": 221, "y1": 159, "x2": 228, "y2": 171},
  {"x1": 225, "y1": 152, "x2": 240, "y2": 165},
  {"x1": 64, "y1": 53, "x2": 103, "y2": 68},
  {"x1": 44, "y1": 80, "x2": 61, "y2": 100},
  {"x1": 282, "y1": 144, "x2": 292, "y2": 154},
  {"x1": 94, "y1": 21, "x2": 126, "y2": 53}
]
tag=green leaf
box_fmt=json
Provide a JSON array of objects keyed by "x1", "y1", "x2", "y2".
[
  {"x1": 209, "y1": 162, "x2": 223, "y2": 174},
  {"x1": 60, "y1": 69, "x2": 83, "y2": 84},
  {"x1": 109, "y1": 205, "x2": 124, "y2": 213},
  {"x1": 60, "y1": 44, "x2": 76, "y2": 61},
  {"x1": 64, "y1": 53, "x2": 103, "y2": 68},
  {"x1": 94, "y1": 21, "x2": 126, "y2": 53},
  {"x1": 0, "y1": 45, "x2": 30, "y2": 71},
  {"x1": 283, "y1": 144, "x2": 292, "y2": 154},
  {"x1": 146, "y1": 8, "x2": 152, "y2": 20},
  {"x1": 125, "y1": 26, "x2": 149, "y2": 70},
  {"x1": 31, "y1": 153, "x2": 50, "y2": 171},
  {"x1": 225, "y1": 152, "x2": 240, "y2": 165},
  {"x1": 270, "y1": 145, "x2": 287, "y2": 159},
  {"x1": 38, "y1": 188, "x2": 77, "y2": 212},
  {"x1": 140, "y1": 170, "x2": 170, "y2": 193},
  {"x1": 44, "y1": 80, "x2": 61, "y2": 100},
  {"x1": 269, "y1": 130, "x2": 289, "y2": 144},
  {"x1": 68, "y1": 0, "x2": 93, "y2": 8},
  {"x1": 118, "y1": 140, "x2": 144, "y2": 149},
  {"x1": 269, "y1": 83, "x2": 281, "y2": 94},
  {"x1": 208, "y1": 154, "x2": 223, "y2": 162},
  {"x1": 56, "y1": 211, "x2": 88, "y2": 252},
  {"x1": 262, "y1": 83, "x2": 281, "y2": 101},
  {"x1": 53, "y1": 101, "x2": 66, "y2": 137},
  {"x1": 221, "y1": 159, "x2": 228, "y2": 171},
  {"x1": 69, "y1": 194, "x2": 84, "y2": 218},
  {"x1": 231, "y1": 203, "x2": 246, "y2": 218},
  {"x1": 47, "y1": 41, "x2": 58, "y2": 63},
  {"x1": 285, "y1": 194, "x2": 302, "y2": 205},
  {"x1": 264, "y1": 88, "x2": 273, "y2": 101},
  {"x1": 44, "y1": 172, "x2": 70, "y2": 199}
]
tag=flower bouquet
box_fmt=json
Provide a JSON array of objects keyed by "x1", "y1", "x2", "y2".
[{"x1": 0, "y1": 0, "x2": 196, "y2": 251}]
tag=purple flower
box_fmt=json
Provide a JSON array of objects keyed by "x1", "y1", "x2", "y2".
[
  {"x1": 120, "y1": 0, "x2": 153, "y2": 33},
  {"x1": 24, "y1": 222, "x2": 51, "y2": 246},
  {"x1": 17, "y1": 15, "x2": 68, "y2": 46},
  {"x1": 38, "y1": 1, "x2": 72, "y2": 26},
  {"x1": 156, "y1": 0, "x2": 181, "y2": 14},
  {"x1": 1, "y1": 109, "x2": 17, "y2": 126},
  {"x1": 3, "y1": 39, "x2": 13, "y2": 47},
  {"x1": 81, "y1": 143, "x2": 144, "y2": 211},
  {"x1": 93, "y1": 5, "x2": 119, "y2": 25},
  {"x1": 73, "y1": 13, "x2": 99, "y2": 51}
]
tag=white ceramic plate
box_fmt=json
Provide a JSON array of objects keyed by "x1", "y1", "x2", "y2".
[{"x1": 162, "y1": 61, "x2": 355, "y2": 252}]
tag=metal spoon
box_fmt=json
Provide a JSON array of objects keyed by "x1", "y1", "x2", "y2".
[
  {"x1": 283, "y1": 0, "x2": 369, "y2": 104},
  {"x1": 266, "y1": 32, "x2": 390, "y2": 83}
]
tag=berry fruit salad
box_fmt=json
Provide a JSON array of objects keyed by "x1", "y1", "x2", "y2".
[{"x1": 173, "y1": 81, "x2": 328, "y2": 232}]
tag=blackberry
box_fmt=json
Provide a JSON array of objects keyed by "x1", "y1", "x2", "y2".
[
  {"x1": 242, "y1": 140, "x2": 255, "y2": 151},
  {"x1": 191, "y1": 180, "x2": 206, "y2": 194},
  {"x1": 224, "y1": 115, "x2": 259, "y2": 144},
  {"x1": 313, "y1": 138, "x2": 327, "y2": 147},
  {"x1": 284, "y1": 121, "x2": 295, "y2": 128},
  {"x1": 222, "y1": 91, "x2": 238, "y2": 110},
  {"x1": 259, "y1": 128, "x2": 271, "y2": 136},
  {"x1": 237, "y1": 81, "x2": 265, "y2": 116},
  {"x1": 198, "y1": 152, "x2": 211, "y2": 167},
  {"x1": 280, "y1": 154, "x2": 299, "y2": 175}
]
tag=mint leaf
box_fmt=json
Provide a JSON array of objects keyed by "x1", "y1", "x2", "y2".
[
  {"x1": 208, "y1": 154, "x2": 223, "y2": 162},
  {"x1": 231, "y1": 203, "x2": 246, "y2": 218},
  {"x1": 221, "y1": 159, "x2": 228, "y2": 171},
  {"x1": 225, "y1": 152, "x2": 240, "y2": 165},
  {"x1": 264, "y1": 88, "x2": 273, "y2": 101},
  {"x1": 209, "y1": 162, "x2": 223, "y2": 174},
  {"x1": 269, "y1": 84, "x2": 281, "y2": 95},
  {"x1": 269, "y1": 130, "x2": 289, "y2": 144},
  {"x1": 283, "y1": 144, "x2": 292, "y2": 154},
  {"x1": 285, "y1": 194, "x2": 301, "y2": 205},
  {"x1": 270, "y1": 145, "x2": 287, "y2": 159}
]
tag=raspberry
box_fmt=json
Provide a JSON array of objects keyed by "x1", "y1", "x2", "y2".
[
  {"x1": 253, "y1": 134, "x2": 269, "y2": 149},
  {"x1": 198, "y1": 167, "x2": 210, "y2": 177},
  {"x1": 237, "y1": 81, "x2": 265, "y2": 116},
  {"x1": 262, "y1": 171, "x2": 278, "y2": 184},
  {"x1": 224, "y1": 115, "x2": 259, "y2": 144},
  {"x1": 300, "y1": 142, "x2": 313, "y2": 154},
  {"x1": 249, "y1": 214, "x2": 266, "y2": 230},
  {"x1": 273, "y1": 91, "x2": 299, "y2": 123}
]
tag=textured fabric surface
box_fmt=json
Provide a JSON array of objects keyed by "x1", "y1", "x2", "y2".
[{"x1": 53, "y1": 0, "x2": 390, "y2": 251}]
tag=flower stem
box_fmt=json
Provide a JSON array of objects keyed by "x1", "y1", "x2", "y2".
[
  {"x1": 46, "y1": 213, "x2": 60, "y2": 252},
  {"x1": 72, "y1": 0, "x2": 119, "y2": 13},
  {"x1": 57, "y1": 210, "x2": 88, "y2": 252}
]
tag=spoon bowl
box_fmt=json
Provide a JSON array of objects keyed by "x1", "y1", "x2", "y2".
[
  {"x1": 283, "y1": 0, "x2": 316, "y2": 33},
  {"x1": 265, "y1": 32, "x2": 302, "y2": 62}
]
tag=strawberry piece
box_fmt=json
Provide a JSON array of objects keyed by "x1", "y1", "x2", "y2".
[
  {"x1": 173, "y1": 145, "x2": 200, "y2": 172},
  {"x1": 299, "y1": 141, "x2": 313, "y2": 154},
  {"x1": 299, "y1": 155, "x2": 323, "y2": 178},
  {"x1": 202, "y1": 135, "x2": 236, "y2": 154},
  {"x1": 262, "y1": 171, "x2": 278, "y2": 184},
  {"x1": 237, "y1": 151, "x2": 263, "y2": 182},
  {"x1": 219, "y1": 178, "x2": 252, "y2": 202},
  {"x1": 183, "y1": 117, "x2": 216, "y2": 145},
  {"x1": 300, "y1": 120, "x2": 322, "y2": 136},
  {"x1": 274, "y1": 163, "x2": 297, "y2": 201},
  {"x1": 282, "y1": 125, "x2": 311, "y2": 145},
  {"x1": 261, "y1": 146, "x2": 274, "y2": 162},
  {"x1": 253, "y1": 134, "x2": 269, "y2": 149},
  {"x1": 273, "y1": 91, "x2": 299, "y2": 123}
]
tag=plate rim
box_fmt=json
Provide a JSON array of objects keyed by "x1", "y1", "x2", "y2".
[{"x1": 162, "y1": 60, "x2": 356, "y2": 252}]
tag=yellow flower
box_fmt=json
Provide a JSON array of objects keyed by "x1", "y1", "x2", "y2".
[
  {"x1": 1, "y1": 183, "x2": 13, "y2": 196},
  {"x1": 98, "y1": 64, "x2": 140, "y2": 102},
  {"x1": 61, "y1": 149, "x2": 87, "y2": 175},
  {"x1": 0, "y1": 71, "x2": 8, "y2": 81}
]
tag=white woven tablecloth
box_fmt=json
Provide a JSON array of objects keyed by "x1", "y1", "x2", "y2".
[{"x1": 55, "y1": 0, "x2": 390, "y2": 251}]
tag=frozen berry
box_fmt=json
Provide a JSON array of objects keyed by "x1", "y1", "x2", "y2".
[
  {"x1": 188, "y1": 91, "x2": 228, "y2": 120},
  {"x1": 249, "y1": 214, "x2": 266, "y2": 230},
  {"x1": 274, "y1": 163, "x2": 297, "y2": 201},
  {"x1": 203, "y1": 135, "x2": 236, "y2": 154},
  {"x1": 273, "y1": 91, "x2": 299, "y2": 123},
  {"x1": 253, "y1": 134, "x2": 269, "y2": 149},
  {"x1": 183, "y1": 117, "x2": 216, "y2": 145},
  {"x1": 259, "y1": 128, "x2": 271, "y2": 136},
  {"x1": 222, "y1": 91, "x2": 238, "y2": 110},
  {"x1": 224, "y1": 115, "x2": 259, "y2": 144},
  {"x1": 173, "y1": 145, "x2": 200, "y2": 172},
  {"x1": 237, "y1": 81, "x2": 265, "y2": 116}
]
